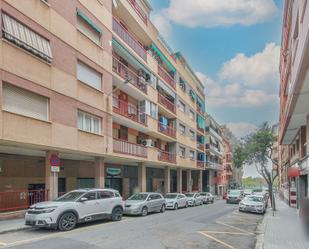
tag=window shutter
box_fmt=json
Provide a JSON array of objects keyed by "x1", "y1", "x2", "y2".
[
  {"x1": 77, "y1": 62, "x2": 102, "y2": 90},
  {"x1": 3, "y1": 83, "x2": 48, "y2": 121}
]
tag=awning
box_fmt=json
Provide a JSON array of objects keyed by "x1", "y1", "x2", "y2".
[
  {"x1": 158, "y1": 80, "x2": 176, "y2": 98},
  {"x1": 197, "y1": 95, "x2": 205, "y2": 112},
  {"x1": 150, "y1": 43, "x2": 176, "y2": 73},
  {"x1": 189, "y1": 89, "x2": 196, "y2": 101},
  {"x1": 197, "y1": 114, "x2": 205, "y2": 129},
  {"x1": 112, "y1": 38, "x2": 151, "y2": 75},
  {"x1": 77, "y1": 9, "x2": 102, "y2": 35},
  {"x1": 288, "y1": 167, "x2": 300, "y2": 177}
]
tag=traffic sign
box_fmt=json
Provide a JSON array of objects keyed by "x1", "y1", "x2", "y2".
[{"x1": 50, "y1": 154, "x2": 60, "y2": 166}]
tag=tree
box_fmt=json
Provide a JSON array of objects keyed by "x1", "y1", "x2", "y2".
[
  {"x1": 245, "y1": 122, "x2": 278, "y2": 209},
  {"x1": 233, "y1": 144, "x2": 247, "y2": 169}
]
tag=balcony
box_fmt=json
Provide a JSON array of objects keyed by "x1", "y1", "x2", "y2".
[
  {"x1": 196, "y1": 124, "x2": 204, "y2": 134},
  {"x1": 112, "y1": 56, "x2": 147, "y2": 94},
  {"x1": 197, "y1": 160, "x2": 205, "y2": 169},
  {"x1": 112, "y1": 17, "x2": 147, "y2": 61},
  {"x1": 196, "y1": 106, "x2": 205, "y2": 115},
  {"x1": 158, "y1": 122, "x2": 176, "y2": 138},
  {"x1": 197, "y1": 142, "x2": 204, "y2": 151},
  {"x1": 158, "y1": 93, "x2": 176, "y2": 113},
  {"x1": 127, "y1": 0, "x2": 148, "y2": 25},
  {"x1": 158, "y1": 150, "x2": 176, "y2": 163},
  {"x1": 113, "y1": 138, "x2": 147, "y2": 158},
  {"x1": 158, "y1": 65, "x2": 175, "y2": 89},
  {"x1": 113, "y1": 97, "x2": 147, "y2": 126}
]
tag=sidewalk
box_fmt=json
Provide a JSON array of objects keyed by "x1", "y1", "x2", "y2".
[
  {"x1": 256, "y1": 197, "x2": 309, "y2": 249},
  {"x1": 0, "y1": 218, "x2": 28, "y2": 235}
]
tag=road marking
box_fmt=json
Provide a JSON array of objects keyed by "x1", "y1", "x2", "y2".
[
  {"x1": 3, "y1": 219, "x2": 128, "y2": 248},
  {"x1": 202, "y1": 231, "x2": 252, "y2": 236},
  {"x1": 216, "y1": 221, "x2": 254, "y2": 235},
  {"x1": 0, "y1": 241, "x2": 7, "y2": 246},
  {"x1": 198, "y1": 231, "x2": 236, "y2": 249}
]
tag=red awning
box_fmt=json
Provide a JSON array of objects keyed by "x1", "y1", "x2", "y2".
[{"x1": 288, "y1": 167, "x2": 300, "y2": 177}]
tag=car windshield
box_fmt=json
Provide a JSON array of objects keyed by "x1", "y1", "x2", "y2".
[
  {"x1": 199, "y1": 193, "x2": 206, "y2": 196},
  {"x1": 185, "y1": 194, "x2": 194, "y2": 197},
  {"x1": 229, "y1": 190, "x2": 241, "y2": 195},
  {"x1": 128, "y1": 193, "x2": 148, "y2": 200},
  {"x1": 165, "y1": 194, "x2": 178, "y2": 199},
  {"x1": 245, "y1": 196, "x2": 263, "y2": 202},
  {"x1": 55, "y1": 191, "x2": 85, "y2": 202}
]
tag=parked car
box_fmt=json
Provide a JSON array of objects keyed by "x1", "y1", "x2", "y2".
[
  {"x1": 226, "y1": 190, "x2": 243, "y2": 204},
  {"x1": 253, "y1": 191, "x2": 269, "y2": 208},
  {"x1": 165, "y1": 193, "x2": 188, "y2": 209},
  {"x1": 124, "y1": 192, "x2": 166, "y2": 216},
  {"x1": 239, "y1": 195, "x2": 266, "y2": 214},
  {"x1": 244, "y1": 189, "x2": 253, "y2": 196},
  {"x1": 25, "y1": 188, "x2": 124, "y2": 231},
  {"x1": 185, "y1": 193, "x2": 203, "y2": 206},
  {"x1": 199, "y1": 192, "x2": 214, "y2": 204}
]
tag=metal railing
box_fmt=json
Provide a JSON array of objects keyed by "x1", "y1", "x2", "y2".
[
  {"x1": 197, "y1": 160, "x2": 205, "y2": 169},
  {"x1": 158, "y1": 150, "x2": 176, "y2": 163},
  {"x1": 158, "y1": 92, "x2": 176, "y2": 113},
  {"x1": 197, "y1": 142, "x2": 204, "y2": 151},
  {"x1": 158, "y1": 122, "x2": 176, "y2": 138},
  {"x1": 113, "y1": 97, "x2": 147, "y2": 126},
  {"x1": 0, "y1": 189, "x2": 49, "y2": 212},
  {"x1": 112, "y1": 56, "x2": 147, "y2": 94},
  {"x1": 113, "y1": 138, "x2": 148, "y2": 158},
  {"x1": 112, "y1": 17, "x2": 147, "y2": 61},
  {"x1": 158, "y1": 65, "x2": 175, "y2": 89},
  {"x1": 127, "y1": 0, "x2": 148, "y2": 25}
]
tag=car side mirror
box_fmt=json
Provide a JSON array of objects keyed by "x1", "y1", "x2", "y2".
[{"x1": 80, "y1": 197, "x2": 88, "y2": 202}]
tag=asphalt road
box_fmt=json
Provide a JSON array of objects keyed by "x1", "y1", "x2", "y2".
[{"x1": 0, "y1": 200, "x2": 264, "y2": 249}]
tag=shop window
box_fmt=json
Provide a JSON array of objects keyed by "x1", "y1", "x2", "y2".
[
  {"x1": 77, "y1": 61, "x2": 102, "y2": 90},
  {"x1": 3, "y1": 83, "x2": 49, "y2": 121},
  {"x1": 77, "y1": 110, "x2": 101, "y2": 135}
]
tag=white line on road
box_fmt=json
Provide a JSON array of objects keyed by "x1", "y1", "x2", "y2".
[
  {"x1": 216, "y1": 221, "x2": 254, "y2": 235},
  {"x1": 198, "y1": 231, "x2": 236, "y2": 249}
]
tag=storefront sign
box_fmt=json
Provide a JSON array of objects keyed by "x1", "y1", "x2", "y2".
[
  {"x1": 107, "y1": 168, "x2": 121, "y2": 176},
  {"x1": 50, "y1": 154, "x2": 60, "y2": 166}
]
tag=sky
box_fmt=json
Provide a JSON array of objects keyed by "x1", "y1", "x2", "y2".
[{"x1": 148, "y1": 0, "x2": 284, "y2": 177}]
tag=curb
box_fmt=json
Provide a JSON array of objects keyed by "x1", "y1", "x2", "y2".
[
  {"x1": 0, "y1": 226, "x2": 31, "y2": 235},
  {"x1": 255, "y1": 209, "x2": 272, "y2": 249},
  {"x1": 0, "y1": 210, "x2": 26, "y2": 221}
]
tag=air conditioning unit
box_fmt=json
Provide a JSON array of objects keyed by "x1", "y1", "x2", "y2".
[{"x1": 142, "y1": 139, "x2": 153, "y2": 147}]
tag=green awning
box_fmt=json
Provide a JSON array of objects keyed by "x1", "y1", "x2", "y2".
[
  {"x1": 197, "y1": 114, "x2": 205, "y2": 129},
  {"x1": 150, "y1": 43, "x2": 176, "y2": 73},
  {"x1": 196, "y1": 95, "x2": 205, "y2": 112},
  {"x1": 112, "y1": 38, "x2": 151, "y2": 75},
  {"x1": 77, "y1": 9, "x2": 102, "y2": 35},
  {"x1": 189, "y1": 89, "x2": 196, "y2": 101}
]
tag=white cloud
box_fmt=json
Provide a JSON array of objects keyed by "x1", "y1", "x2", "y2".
[
  {"x1": 151, "y1": 13, "x2": 172, "y2": 38},
  {"x1": 163, "y1": 0, "x2": 278, "y2": 28},
  {"x1": 219, "y1": 43, "x2": 280, "y2": 86},
  {"x1": 226, "y1": 122, "x2": 257, "y2": 139}
]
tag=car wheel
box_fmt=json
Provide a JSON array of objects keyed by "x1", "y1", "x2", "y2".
[
  {"x1": 160, "y1": 204, "x2": 166, "y2": 213},
  {"x1": 211, "y1": 199, "x2": 214, "y2": 204},
  {"x1": 111, "y1": 207, "x2": 123, "y2": 221},
  {"x1": 58, "y1": 212, "x2": 77, "y2": 231},
  {"x1": 174, "y1": 203, "x2": 178, "y2": 210},
  {"x1": 185, "y1": 202, "x2": 189, "y2": 208},
  {"x1": 141, "y1": 206, "x2": 148, "y2": 216}
]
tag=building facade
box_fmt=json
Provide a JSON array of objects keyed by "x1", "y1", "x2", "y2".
[
  {"x1": 0, "y1": 0, "x2": 208, "y2": 211},
  {"x1": 279, "y1": 0, "x2": 309, "y2": 208}
]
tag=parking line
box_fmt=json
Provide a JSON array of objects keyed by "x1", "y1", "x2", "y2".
[
  {"x1": 198, "y1": 231, "x2": 236, "y2": 249},
  {"x1": 202, "y1": 231, "x2": 252, "y2": 236},
  {"x1": 0, "y1": 241, "x2": 7, "y2": 246},
  {"x1": 216, "y1": 221, "x2": 254, "y2": 235}
]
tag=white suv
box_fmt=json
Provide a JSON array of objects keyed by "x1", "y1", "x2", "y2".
[{"x1": 25, "y1": 188, "x2": 124, "y2": 231}]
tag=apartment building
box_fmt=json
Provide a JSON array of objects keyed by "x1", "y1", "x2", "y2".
[
  {"x1": 204, "y1": 115, "x2": 223, "y2": 195},
  {"x1": 279, "y1": 0, "x2": 309, "y2": 208},
  {"x1": 0, "y1": 0, "x2": 207, "y2": 211}
]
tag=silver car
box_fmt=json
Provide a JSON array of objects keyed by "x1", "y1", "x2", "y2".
[
  {"x1": 200, "y1": 192, "x2": 214, "y2": 204},
  {"x1": 165, "y1": 193, "x2": 188, "y2": 210},
  {"x1": 239, "y1": 195, "x2": 266, "y2": 214},
  {"x1": 185, "y1": 193, "x2": 203, "y2": 206},
  {"x1": 124, "y1": 192, "x2": 166, "y2": 216}
]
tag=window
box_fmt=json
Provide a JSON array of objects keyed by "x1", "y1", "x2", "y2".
[
  {"x1": 189, "y1": 130, "x2": 195, "y2": 140},
  {"x1": 77, "y1": 110, "x2": 101, "y2": 134},
  {"x1": 140, "y1": 100, "x2": 157, "y2": 119},
  {"x1": 77, "y1": 61, "x2": 102, "y2": 90},
  {"x1": 189, "y1": 110, "x2": 195, "y2": 120},
  {"x1": 2, "y1": 13, "x2": 52, "y2": 62},
  {"x1": 179, "y1": 77, "x2": 186, "y2": 91},
  {"x1": 77, "y1": 9, "x2": 102, "y2": 44},
  {"x1": 3, "y1": 83, "x2": 49, "y2": 121},
  {"x1": 178, "y1": 100, "x2": 185, "y2": 112},
  {"x1": 179, "y1": 123, "x2": 186, "y2": 134},
  {"x1": 83, "y1": 192, "x2": 97, "y2": 201},
  {"x1": 179, "y1": 146, "x2": 186, "y2": 157},
  {"x1": 97, "y1": 191, "x2": 114, "y2": 199},
  {"x1": 189, "y1": 150, "x2": 195, "y2": 160}
]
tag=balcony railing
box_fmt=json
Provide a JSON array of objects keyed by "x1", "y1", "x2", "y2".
[
  {"x1": 158, "y1": 122, "x2": 176, "y2": 138},
  {"x1": 127, "y1": 0, "x2": 148, "y2": 25},
  {"x1": 158, "y1": 65, "x2": 175, "y2": 89},
  {"x1": 112, "y1": 56, "x2": 147, "y2": 94},
  {"x1": 112, "y1": 17, "x2": 147, "y2": 61},
  {"x1": 197, "y1": 160, "x2": 205, "y2": 169},
  {"x1": 196, "y1": 106, "x2": 205, "y2": 115},
  {"x1": 158, "y1": 92, "x2": 176, "y2": 113},
  {"x1": 196, "y1": 124, "x2": 205, "y2": 134},
  {"x1": 197, "y1": 142, "x2": 204, "y2": 151},
  {"x1": 158, "y1": 150, "x2": 176, "y2": 163},
  {"x1": 113, "y1": 138, "x2": 147, "y2": 158},
  {"x1": 113, "y1": 97, "x2": 147, "y2": 126}
]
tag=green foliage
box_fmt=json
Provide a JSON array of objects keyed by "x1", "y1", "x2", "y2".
[
  {"x1": 233, "y1": 145, "x2": 247, "y2": 169},
  {"x1": 242, "y1": 177, "x2": 266, "y2": 188}
]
